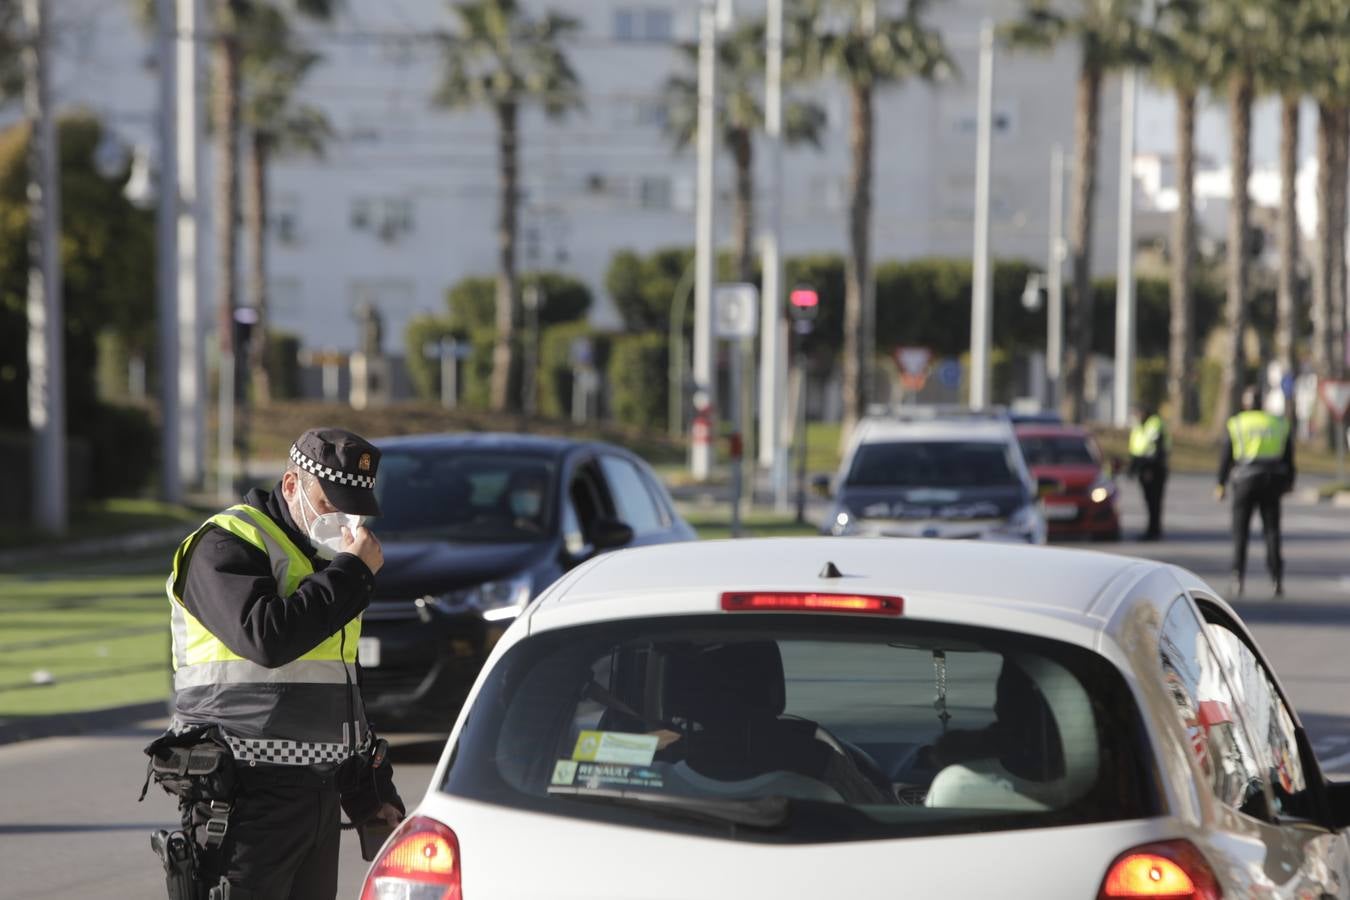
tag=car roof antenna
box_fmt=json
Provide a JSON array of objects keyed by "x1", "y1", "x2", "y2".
[{"x1": 819, "y1": 561, "x2": 844, "y2": 579}]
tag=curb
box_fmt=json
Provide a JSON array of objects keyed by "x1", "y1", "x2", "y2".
[
  {"x1": 0, "y1": 527, "x2": 187, "y2": 570},
  {"x1": 0, "y1": 700, "x2": 167, "y2": 746}
]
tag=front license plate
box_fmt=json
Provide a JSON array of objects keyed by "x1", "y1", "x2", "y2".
[
  {"x1": 1044, "y1": 503, "x2": 1078, "y2": 522},
  {"x1": 357, "y1": 637, "x2": 381, "y2": 668}
]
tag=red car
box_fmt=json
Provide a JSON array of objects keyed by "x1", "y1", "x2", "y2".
[{"x1": 1015, "y1": 424, "x2": 1121, "y2": 541}]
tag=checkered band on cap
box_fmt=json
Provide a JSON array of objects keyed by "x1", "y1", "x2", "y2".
[{"x1": 290, "y1": 443, "x2": 376, "y2": 490}]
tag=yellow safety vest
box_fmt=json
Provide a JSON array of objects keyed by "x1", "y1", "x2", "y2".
[
  {"x1": 167, "y1": 504, "x2": 364, "y2": 765},
  {"x1": 1129, "y1": 414, "x2": 1169, "y2": 459},
  {"x1": 1226, "y1": 411, "x2": 1289, "y2": 464}
]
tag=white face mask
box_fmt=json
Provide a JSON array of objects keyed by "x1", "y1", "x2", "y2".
[{"x1": 297, "y1": 483, "x2": 364, "y2": 560}]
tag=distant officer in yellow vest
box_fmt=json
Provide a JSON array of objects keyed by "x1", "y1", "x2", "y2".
[
  {"x1": 149, "y1": 428, "x2": 403, "y2": 900},
  {"x1": 1127, "y1": 403, "x2": 1170, "y2": 541},
  {"x1": 1216, "y1": 388, "x2": 1295, "y2": 598}
]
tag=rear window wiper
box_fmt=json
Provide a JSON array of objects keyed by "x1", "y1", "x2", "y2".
[{"x1": 547, "y1": 787, "x2": 791, "y2": 829}]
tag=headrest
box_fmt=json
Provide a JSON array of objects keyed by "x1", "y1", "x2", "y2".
[{"x1": 664, "y1": 641, "x2": 786, "y2": 724}]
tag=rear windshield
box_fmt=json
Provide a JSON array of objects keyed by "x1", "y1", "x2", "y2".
[
  {"x1": 371, "y1": 449, "x2": 556, "y2": 542},
  {"x1": 846, "y1": 441, "x2": 1022, "y2": 489},
  {"x1": 1018, "y1": 435, "x2": 1098, "y2": 467},
  {"x1": 441, "y1": 615, "x2": 1157, "y2": 843}
]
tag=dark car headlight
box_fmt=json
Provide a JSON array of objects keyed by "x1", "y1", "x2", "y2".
[{"x1": 428, "y1": 573, "x2": 534, "y2": 622}]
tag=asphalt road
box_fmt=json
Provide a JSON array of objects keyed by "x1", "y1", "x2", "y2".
[{"x1": 2, "y1": 471, "x2": 1349, "y2": 899}]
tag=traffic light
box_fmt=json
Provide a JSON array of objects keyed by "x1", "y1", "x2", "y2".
[{"x1": 789, "y1": 286, "x2": 818, "y2": 336}]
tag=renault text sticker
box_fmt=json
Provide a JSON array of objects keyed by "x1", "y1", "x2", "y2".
[
  {"x1": 571, "y1": 730, "x2": 660, "y2": 765},
  {"x1": 574, "y1": 763, "x2": 663, "y2": 790}
]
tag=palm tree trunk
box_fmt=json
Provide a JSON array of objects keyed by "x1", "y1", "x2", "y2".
[
  {"x1": 491, "y1": 100, "x2": 519, "y2": 412},
  {"x1": 1169, "y1": 87, "x2": 1197, "y2": 423},
  {"x1": 245, "y1": 133, "x2": 270, "y2": 404},
  {"x1": 1220, "y1": 70, "x2": 1254, "y2": 424},
  {"x1": 1333, "y1": 106, "x2": 1349, "y2": 379},
  {"x1": 730, "y1": 128, "x2": 755, "y2": 283},
  {"x1": 1066, "y1": 58, "x2": 1101, "y2": 423},
  {"x1": 1276, "y1": 93, "x2": 1299, "y2": 401},
  {"x1": 1314, "y1": 102, "x2": 1334, "y2": 381},
  {"x1": 843, "y1": 80, "x2": 873, "y2": 434}
]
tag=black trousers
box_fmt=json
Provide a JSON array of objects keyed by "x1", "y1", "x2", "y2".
[
  {"x1": 1231, "y1": 474, "x2": 1283, "y2": 581},
  {"x1": 191, "y1": 764, "x2": 341, "y2": 900},
  {"x1": 1138, "y1": 465, "x2": 1167, "y2": 537}
]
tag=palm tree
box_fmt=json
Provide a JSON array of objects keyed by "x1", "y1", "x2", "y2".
[
  {"x1": 789, "y1": 0, "x2": 951, "y2": 432},
  {"x1": 663, "y1": 19, "x2": 825, "y2": 282},
  {"x1": 240, "y1": 7, "x2": 331, "y2": 402},
  {"x1": 1203, "y1": 0, "x2": 1291, "y2": 421},
  {"x1": 1149, "y1": 0, "x2": 1206, "y2": 423},
  {"x1": 434, "y1": 0, "x2": 582, "y2": 412},
  {"x1": 1005, "y1": 0, "x2": 1151, "y2": 423}
]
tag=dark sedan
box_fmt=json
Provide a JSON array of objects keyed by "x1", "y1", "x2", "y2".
[{"x1": 357, "y1": 433, "x2": 695, "y2": 731}]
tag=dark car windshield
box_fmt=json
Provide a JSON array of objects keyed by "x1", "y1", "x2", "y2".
[
  {"x1": 846, "y1": 441, "x2": 1021, "y2": 489},
  {"x1": 1018, "y1": 435, "x2": 1098, "y2": 467},
  {"x1": 371, "y1": 448, "x2": 557, "y2": 542},
  {"x1": 441, "y1": 615, "x2": 1157, "y2": 844}
]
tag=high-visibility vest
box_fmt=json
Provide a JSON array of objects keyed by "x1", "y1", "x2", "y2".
[
  {"x1": 1226, "y1": 410, "x2": 1290, "y2": 465},
  {"x1": 1129, "y1": 414, "x2": 1169, "y2": 459},
  {"x1": 167, "y1": 504, "x2": 365, "y2": 765}
]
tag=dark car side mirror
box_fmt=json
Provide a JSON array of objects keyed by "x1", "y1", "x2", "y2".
[
  {"x1": 1324, "y1": 781, "x2": 1350, "y2": 830},
  {"x1": 590, "y1": 517, "x2": 635, "y2": 552},
  {"x1": 811, "y1": 474, "x2": 831, "y2": 498}
]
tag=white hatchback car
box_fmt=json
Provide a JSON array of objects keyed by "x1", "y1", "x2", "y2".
[{"x1": 360, "y1": 538, "x2": 1350, "y2": 900}]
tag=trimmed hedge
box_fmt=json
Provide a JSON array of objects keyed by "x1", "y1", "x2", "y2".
[
  {"x1": 609, "y1": 333, "x2": 669, "y2": 431},
  {"x1": 446, "y1": 271, "x2": 591, "y2": 331}
]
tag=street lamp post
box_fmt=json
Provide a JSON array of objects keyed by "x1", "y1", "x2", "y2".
[
  {"x1": 1047, "y1": 143, "x2": 1066, "y2": 411},
  {"x1": 691, "y1": 0, "x2": 719, "y2": 481},
  {"x1": 969, "y1": 20, "x2": 995, "y2": 411}
]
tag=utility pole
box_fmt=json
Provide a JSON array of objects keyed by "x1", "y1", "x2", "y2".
[
  {"x1": 213, "y1": 5, "x2": 241, "y2": 503},
  {"x1": 156, "y1": 0, "x2": 180, "y2": 504},
  {"x1": 177, "y1": 0, "x2": 206, "y2": 492},
  {"x1": 691, "y1": 0, "x2": 718, "y2": 481},
  {"x1": 1047, "y1": 143, "x2": 1066, "y2": 411},
  {"x1": 760, "y1": 0, "x2": 787, "y2": 508},
  {"x1": 969, "y1": 19, "x2": 995, "y2": 410},
  {"x1": 860, "y1": 0, "x2": 877, "y2": 413},
  {"x1": 1113, "y1": 56, "x2": 1138, "y2": 427},
  {"x1": 23, "y1": 0, "x2": 65, "y2": 535}
]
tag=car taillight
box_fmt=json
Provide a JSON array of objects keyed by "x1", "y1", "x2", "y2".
[
  {"x1": 1098, "y1": 839, "x2": 1221, "y2": 899},
  {"x1": 360, "y1": 816, "x2": 462, "y2": 900},
  {"x1": 721, "y1": 591, "x2": 903, "y2": 615}
]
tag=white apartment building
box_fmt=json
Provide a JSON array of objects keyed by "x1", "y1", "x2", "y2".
[{"x1": 46, "y1": 0, "x2": 1124, "y2": 357}]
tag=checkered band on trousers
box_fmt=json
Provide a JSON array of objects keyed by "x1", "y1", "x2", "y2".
[{"x1": 289, "y1": 444, "x2": 375, "y2": 490}]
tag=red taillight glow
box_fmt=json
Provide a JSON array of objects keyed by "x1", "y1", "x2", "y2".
[
  {"x1": 360, "y1": 816, "x2": 462, "y2": 900},
  {"x1": 721, "y1": 591, "x2": 903, "y2": 615},
  {"x1": 1098, "y1": 840, "x2": 1221, "y2": 900}
]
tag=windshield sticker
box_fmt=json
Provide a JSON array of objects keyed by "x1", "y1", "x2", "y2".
[
  {"x1": 572, "y1": 730, "x2": 659, "y2": 765},
  {"x1": 550, "y1": 762, "x2": 665, "y2": 791}
]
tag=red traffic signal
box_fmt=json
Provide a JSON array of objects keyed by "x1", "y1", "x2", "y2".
[{"x1": 789, "y1": 288, "x2": 819, "y2": 310}]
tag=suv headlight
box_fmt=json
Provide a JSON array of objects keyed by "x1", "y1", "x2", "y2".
[
  {"x1": 994, "y1": 503, "x2": 1042, "y2": 542},
  {"x1": 431, "y1": 573, "x2": 534, "y2": 622},
  {"x1": 828, "y1": 508, "x2": 860, "y2": 536}
]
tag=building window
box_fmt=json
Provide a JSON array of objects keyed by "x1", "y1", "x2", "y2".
[
  {"x1": 637, "y1": 175, "x2": 672, "y2": 210},
  {"x1": 351, "y1": 197, "x2": 373, "y2": 231},
  {"x1": 614, "y1": 6, "x2": 672, "y2": 43},
  {"x1": 273, "y1": 195, "x2": 301, "y2": 245}
]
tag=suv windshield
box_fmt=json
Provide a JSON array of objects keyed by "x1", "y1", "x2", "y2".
[
  {"x1": 371, "y1": 448, "x2": 557, "y2": 542},
  {"x1": 1018, "y1": 436, "x2": 1097, "y2": 467},
  {"x1": 846, "y1": 441, "x2": 1021, "y2": 489},
  {"x1": 442, "y1": 615, "x2": 1155, "y2": 843}
]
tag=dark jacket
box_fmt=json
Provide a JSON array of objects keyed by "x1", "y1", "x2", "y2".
[{"x1": 177, "y1": 485, "x2": 374, "y2": 668}]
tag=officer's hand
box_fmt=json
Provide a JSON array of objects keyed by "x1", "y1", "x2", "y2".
[
  {"x1": 375, "y1": 801, "x2": 403, "y2": 828},
  {"x1": 342, "y1": 525, "x2": 384, "y2": 575},
  {"x1": 1213, "y1": 484, "x2": 1226, "y2": 502}
]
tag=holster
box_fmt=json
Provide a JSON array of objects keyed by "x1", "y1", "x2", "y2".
[{"x1": 151, "y1": 828, "x2": 205, "y2": 900}]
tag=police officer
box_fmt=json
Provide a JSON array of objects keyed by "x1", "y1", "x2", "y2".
[
  {"x1": 156, "y1": 427, "x2": 403, "y2": 899},
  {"x1": 1216, "y1": 388, "x2": 1295, "y2": 598},
  {"x1": 1127, "y1": 403, "x2": 1170, "y2": 541}
]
